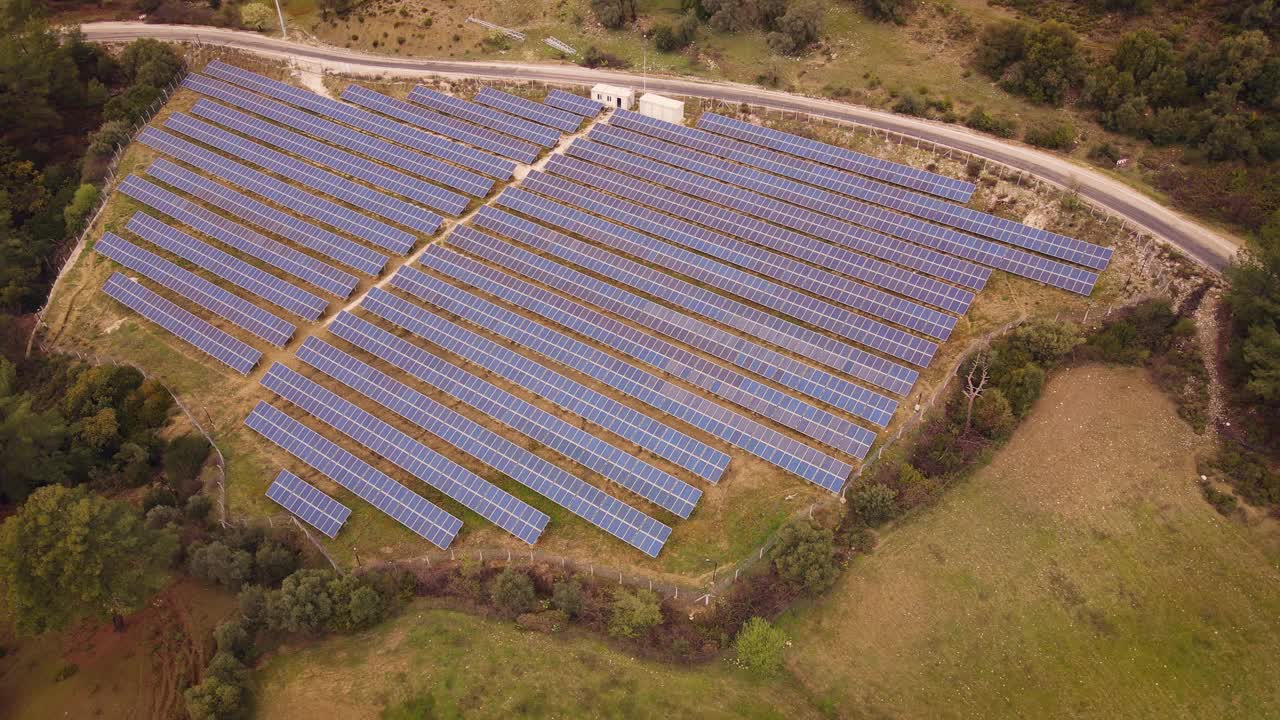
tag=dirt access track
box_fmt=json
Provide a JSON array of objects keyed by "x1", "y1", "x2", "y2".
[{"x1": 77, "y1": 22, "x2": 1240, "y2": 273}]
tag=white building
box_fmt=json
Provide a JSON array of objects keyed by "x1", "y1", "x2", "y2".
[
  {"x1": 591, "y1": 83, "x2": 634, "y2": 110},
  {"x1": 638, "y1": 93, "x2": 684, "y2": 124}
]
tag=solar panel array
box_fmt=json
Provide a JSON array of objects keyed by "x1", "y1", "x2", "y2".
[
  {"x1": 342, "y1": 85, "x2": 541, "y2": 164},
  {"x1": 361, "y1": 287, "x2": 730, "y2": 484},
  {"x1": 146, "y1": 157, "x2": 389, "y2": 276},
  {"x1": 265, "y1": 469, "x2": 351, "y2": 538},
  {"x1": 126, "y1": 212, "x2": 327, "y2": 321},
  {"x1": 297, "y1": 336, "x2": 671, "y2": 556},
  {"x1": 697, "y1": 112, "x2": 976, "y2": 203},
  {"x1": 445, "y1": 225, "x2": 896, "y2": 428},
  {"x1": 617, "y1": 110, "x2": 1112, "y2": 271},
  {"x1": 391, "y1": 265, "x2": 854, "y2": 492},
  {"x1": 138, "y1": 127, "x2": 415, "y2": 254},
  {"x1": 245, "y1": 401, "x2": 462, "y2": 548},
  {"x1": 328, "y1": 311, "x2": 703, "y2": 518},
  {"x1": 184, "y1": 74, "x2": 494, "y2": 198},
  {"x1": 543, "y1": 155, "x2": 976, "y2": 314},
  {"x1": 203, "y1": 60, "x2": 515, "y2": 181},
  {"x1": 474, "y1": 88, "x2": 582, "y2": 134},
  {"x1": 407, "y1": 86, "x2": 560, "y2": 147},
  {"x1": 96, "y1": 232, "x2": 295, "y2": 346},
  {"x1": 118, "y1": 175, "x2": 358, "y2": 298},
  {"x1": 544, "y1": 89, "x2": 604, "y2": 117},
  {"x1": 102, "y1": 272, "x2": 261, "y2": 374},
  {"x1": 260, "y1": 362, "x2": 550, "y2": 543},
  {"x1": 472, "y1": 206, "x2": 919, "y2": 397}
]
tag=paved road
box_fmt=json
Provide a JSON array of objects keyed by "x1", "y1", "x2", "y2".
[{"x1": 80, "y1": 22, "x2": 1240, "y2": 272}]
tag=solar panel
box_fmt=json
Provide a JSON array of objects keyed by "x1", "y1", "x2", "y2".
[
  {"x1": 544, "y1": 89, "x2": 604, "y2": 117},
  {"x1": 184, "y1": 74, "x2": 494, "y2": 198},
  {"x1": 165, "y1": 111, "x2": 441, "y2": 237},
  {"x1": 563, "y1": 143, "x2": 992, "y2": 295},
  {"x1": 138, "y1": 126, "x2": 415, "y2": 254},
  {"x1": 102, "y1": 272, "x2": 261, "y2": 374},
  {"x1": 96, "y1": 232, "x2": 295, "y2": 347},
  {"x1": 407, "y1": 87, "x2": 560, "y2": 147},
  {"x1": 391, "y1": 266, "x2": 854, "y2": 493},
  {"x1": 360, "y1": 287, "x2": 730, "y2": 484},
  {"x1": 117, "y1": 175, "x2": 358, "y2": 298},
  {"x1": 202, "y1": 61, "x2": 515, "y2": 180},
  {"x1": 472, "y1": 206, "x2": 917, "y2": 396},
  {"x1": 422, "y1": 239, "x2": 879, "y2": 458},
  {"x1": 616, "y1": 110, "x2": 1111, "y2": 272},
  {"x1": 523, "y1": 172, "x2": 957, "y2": 340},
  {"x1": 583, "y1": 128, "x2": 1100, "y2": 295},
  {"x1": 497, "y1": 188, "x2": 938, "y2": 368},
  {"x1": 544, "y1": 155, "x2": 975, "y2": 313},
  {"x1": 146, "y1": 158, "x2": 389, "y2": 276},
  {"x1": 265, "y1": 469, "x2": 351, "y2": 538},
  {"x1": 244, "y1": 401, "x2": 461, "y2": 548},
  {"x1": 297, "y1": 337, "x2": 670, "y2": 556},
  {"x1": 328, "y1": 311, "x2": 702, "y2": 518},
  {"x1": 342, "y1": 85, "x2": 541, "y2": 164},
  {"x1": 474, "y1": 88, "x2": 582, "y2": 133},
  {"x1": 697, "y1": 112, "x2": 976, "y2": 203},
  {"x1": 126, "y1": 212, "x2": 327, "y2": 321},
  {"x1": 445, "y1": 225, "x2": 896, "y2": 428}
]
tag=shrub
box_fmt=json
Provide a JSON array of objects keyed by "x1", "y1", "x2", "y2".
[
  {"x1": 893, "y1": 91, "x2": 927, "y2": 116},
  {"x1": 734, "y1": 617, "x2": 787, "y2": 674},
  {"x1": 767, "y1": 0, "x2": 823, "y2": 56},
  {"x1": 185, "y1": 493, "x2": 213, "y2": 522},
  {"x1": 1199, "y1": 481, "x2": 1239, "y2": 516},
  {"x1": 1025, "y1": 121, "x2": 1076, "y2": 150},
  {"x1": 184, "y1": 651, "x2": 249, "y2": 720},
  {"x1": 607, "y1": 587, "x2": 662, "y2": 638},
  {"x1": 580, "y1": 46, "x2": 629, "y2": 69},
  {"x1": 214, "y1": 619, "x2": 252, "y2": 660},
  {"x1": 254, "y1": 541, "x2": 299, "y2": 587},
  {"x1": 164, "y1": 434, "x2": 210, "y2": 486},
  {"x1": 1002, "y1": 362, "x2": 1046, "y2": 418},
  {"x1": 516, "y1": 609, "x2": 567, "y2": 633},
  {"x1": 491, "y1": 569, "x2": 537, "y2": 617},
  {"x1": 965, "y1": 106, "x2": 1017, "y2": 138},
  {"x1": 237, "y1": 585, "x2": 268, "y2": 627},
  {"x1": 189, "y1": 541, "x2": 254, "y2": 590},
  {"x1": 769, "y1": 519, "x2": 837, "y2": 594},
  {"x1": 54, "y1": 662, "x2": 79, "y2": 682},
  {"x1": 141, "y1": 484, "x2": 178, "y2": 513},
  {"x1": 240, "y1": 2, "x2": 275, "y2": 30},
  {"x1": 551, "y1": 578, "x2": 584, "y2": 618},
  {"x1": 973, "y1": 387, "x2": 1016, "y2": 440},
  {"x1": 88, "y1": 121, "x2": 132, "y2": 159},
  {"x1": 63, "y1": 184, "x2": 100, "y2": 236},
  {"x1": 145, "y1": 505, "x2": 182, "y2": 529},
  {"x1": 849, "y1": 483, "x2": 898, "y2": 526}
]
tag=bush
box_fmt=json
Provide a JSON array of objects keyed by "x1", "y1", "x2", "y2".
[
  {"x1": 654, "y1": 13, "x2": 698, "y2": 53},
  {"x1": 62, "y1": 184, "x2": 100, "y2": 236},
  {"x1": 491, "y1": 569, "x2": 537, "y2": 617},
  {"x1": 145, "y1": 505, "x2": 182, "y2": 529},
  {"x1": 141, "y1": 483, "x2": 178, "y2": 513},
  {"x1": 1199, "y1": 481, "x2": 1239, "y2": 516},
  {"x1": 607, "y1": 587, "x2": 662, "y2": 638},
  {"x1": 189, "y1": 541, "x2": 254, "y2": 590},
  {"x1": 768, "y1": 519, "x2": 837, "y2": 595},
  {"x1": 164, "y1": 434, "x2": 210, "y2": 486},
  {"x1": 54, "y1": 662, "x2": 79, "y2": 682},
  {"x1": 186, "y1": 493, "x2": 213, "y2": 522},
  {"x1": 1025, "y1": 121, "x2": 1076, "y2": 150},
  {"x1": 766, "y1": 0, "x2": 823, "y2": 56},
  {"x1": 266, "y1": 569, "x2": 388, "y2": 635},
  {"x1": 240, "y1": 2, "x2": 275, "y2": 30},
  {"x1": 849, "y1": 483, "x2": 898, "y2": 526},
  {"x1": 254, "y1": 541, "x2": 299, "y2": 588},
  {"x1": 734, "y1": 617, "x2": 787, "y2": 674},
  {"x1": 863, "y1": 0, "x2": 911, "y2": 24},
  {"x1": 237, "y1": 585, "x2": 268, "y2": 627},
  {"x1": 516, "y1": 609, "x2": 567, "y2": 633},
  {"x1": 973, "y1": 387, "x2": 1016, "y2": 440},
  {"x1": 214, "y1": 619, "x2": 252, "y2": 660},
  {"x1": 184, "y1": 651, "x2": 249, "y2": 720},
  {"x1": 579, "y1": 46, "x2": 629, "y2": 69},
  {"x1": 893, "y1": 91, "x2": 927, "y2": 116},
  {"x1": 88, "y1": 121, "x2": 132, "y2": 159},
  {"x1": 551, "y1": 578, "x2": 584, "y2": 618},
  {"x1": 965, "y1": 106, "x2": 1017, "y2": 138}
]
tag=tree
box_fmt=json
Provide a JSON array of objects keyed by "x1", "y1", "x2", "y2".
[
  {"x1": 184, "y1": 651, "x2": 250, "y2": 720},
  {"x1": 973, "y1": 387, "x2": 1016, "y2": 440},
  {"x1": 240, "y1": 2, "x2": 275, "y2": 31},
  {"x1": 62, "y1": 183, "x2": 98, "y2": 235},
  {"x1": 849, "y1": 483, "x2": 898, "y2": 526},
  {"x1": 491, "y1": 568, "x2": 537, "y2": 617},
  {"x1": 267, "y1": 569, "x2": 335, "y2": 634},
  {"x1": 654, "y1": 13, "x2": 699, "y2": 53},
  {"x1": 1002, "y1": 363, "x2": 1046, "y2": 417},
  {"x1": 237, "y1": 584, "x2": 268, "y2": 628},
  {"x1": 214, "y1": 619, "x2": 252, "y2": 660},
  {"x1": 0, "y1": 383, "x2": 69, "y2": 503},
  {"x1": 767, "y1": 0, "x2": 822, "y2": 56},
  {"x1": 253, "y1": 541, "x2": 298, "y2": 587},
  {"x1": 551, "y1": 578, "x2": 584, "y2": 618},
  {"x1": 0, "y1": 485, "x2": 176, "y2": 633},
  {"x1": 961, "y1": 352, "x2": 989, "y2": 434},
  {"x1": 1010, "y1": 319, "x2": 1082, "y2": 365},
  {"x1": 863, "y1": 0, "x2": 910, "y2": 24},
  {"x1": 1226, "y1": 218, "x2": 1280, "y2": 429},
  {"x1": 607, "y1": 587, "x2": 662, "y2": 638},
  {"x1": 734, "y1": 617, "x2": 788, "y2": 674},
  {"x1": 591, "y1": 0, "x2": 636, "y2": 29},
  {"x1": 189, "y1": 541, "x2": 254, "y2": 590},
  {"x1": 768, "y1": 519, "x2": 837, "y2": 594}
]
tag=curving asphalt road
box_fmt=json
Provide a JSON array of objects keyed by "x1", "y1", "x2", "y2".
[{"x1": 79, "y1": 22, "x2": 1240, "y2": 272}]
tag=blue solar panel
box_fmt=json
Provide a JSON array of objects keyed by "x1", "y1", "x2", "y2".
[
  {"x1": 584, "y1": 128, "x2": 1100, "y2": 295},
  {"x1": 117, "y1": 175, "x2": 358, "y2": 298},
  {"x1": 245, "y1": 401, "x2": 461, "y2": 548},
  {"x1": 138, "y1": 126, "x2": 415, "y2": 254},
  {"x1": 697, "y1": 112, "x2": 976, "y2": 203},
  {"x1": 165, "y1": 111, "x2": 441, "y2": 237},
  {"x1": 474, "y1": 88, "x2": 582, "y2": 133},
  {"x1": 266, "y1": 469, "x2": 351, "y2": 538},
  {"x1": 102, "y1": 272, "x2": 261, "y2": 374},
  {"x1": 96, "y1": 232, "x2": 295, "y2": 346},
  {"x1": 422, "y1": 238, "x2": 879, "y2": 459},
  {"x1": 260, "y1": 362, "x2": 549, "y2": 543},
  {"x1": 408, "y1": 87, "x2": 560, "y2": 147},
  {"x1": 203, "y1": 61, "x2": 515, "y2": 181},
  {"x1": 146, "y1": 158, "x2": 389, "y2": 276},
  {"x1": 184, "y1": 74, "x2": 494, "y2": 198},
  {"x1": 126, "y1": 212, "x2": 328, "y2": 321},
  {"x1": 543, "y1": 155, "x2": 975, "y2": 313},
  {"x1": 544, "y1": 89, "x2": 603, "y2": 117},
  {"x1": 523, "y1": 172, "x2": 956, "y2": 341},
  {"x1": 328, "y1": 311, "x2": 702, "y2": 518},
  {"x1": 445, "y1": 225, "x2": 896, "y2": 428},
  {"x1": 472, "y1": 206, "x2": 918, "y2": 396},
  {"x1": 618, "y1": 110, "x2": 1111, "y2": 272},
  {"x1": 497, "y1": 188, "x2": 938, "y2": 368},
  {"x1": 390, "y1": 265, "x2": 854, "y2": 493},
  {"x1": 563, "y1": 141, "x2": 991, "y2": 291},
  {"x1": 297, "y1": 337, "x2": 670, "y2": 556},
  {"x1": 342, "y1": 85, "x2": 541, "y2": 164},
  {"x1": 360, "y1": 288, "x2": 730, "y2": 484}
]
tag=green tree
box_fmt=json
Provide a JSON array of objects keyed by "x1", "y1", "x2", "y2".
[
  {"x1": 607, "y1": 587, "x2": 662, "y2": 638},
  {"x1": 214, "y1": 618, "x2": 252, "y2": 660},
  {"x1": 769, "y1": 519, "x2": 837, "y2": 594},
  {"x1": 189, "y1": 541, "x2": 254, "y2": 590},
  {"x1": 0, "y1": 369, "x2": 69, "y2": 502},
  {"x1": 491, "y1": 568, "x2": 537, "y2": 617},
  {"x1": 0, "y1": 485, "x2": 176, "y2": 633},
  {"x1": 864, "y1": 0, "x2": 910, "y2": 24},
  {"x1": 767, "y1": 0, "x2": 822, "y2": 56},
  {"x1": 849, "y1": 483, "x2": 898, "y2": 526},
  {"x1": 61, "y1": 183, "x2": 98, "y2": 235},
  {"x1": 973, "y1": 387, "x2": 1016, "y2": 440},
  {"x1": 267, "y1": 569, "x2": 335, "y2": 634},
  {"x1": 184, "y1": 651, "x2": 250, "y2": 720},
  {"x1": 551, "y1": 578, "x2": 584, "y2": 617},
  {"x1": 253, "y1": 541, "x2": 298, "y2": 587},
  {"x1": 734, "y1": 617, "x2": 788, "y2": 674},
  {"x1": 1002, "y1": 362, "x2": 1046, "y2": 417},
  {"x1": 240, "y1": 2, "x2": 275, "y2": 30}
]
